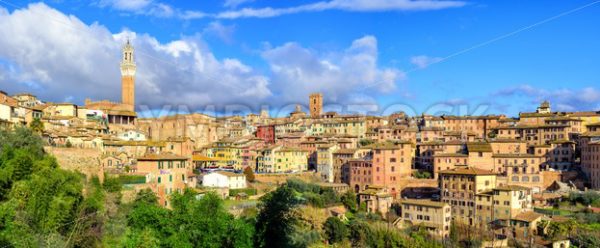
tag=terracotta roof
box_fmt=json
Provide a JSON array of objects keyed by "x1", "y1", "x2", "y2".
[
  {"x1": 467, "y1": 142, "x2": 492, "y2": 153},
  {"x1": 532, "y1": 193, "x2": 562, "y2": 200},
  {"x1": 439, "y1": 167, "x2": 497, "y2": 176},
  {"x1": 545, "y1": 116, "x2": 581, "y2": 122},
  {"x1": 494, "y1": 185, "x2": 530, "y2": 191},
  {"x1": 586, "y1": 122, "x2": 600, "y2": 127},
  {"x1": 488, "y1": 138, "x2": 527, "y2": 143},
  {"x1": 492, "y1": 153, "x2": 539, "y2": 158},
  {"x1": 333, "y1": 149, "x2": 358, "y2": 154},
  {"x1": 433, "y1": 153, "x2": 468, "y2": 157},
  {"x1": 513, "y1": 211, "x2": 543, "y2": 222},
  {"x1": 192, "y1": 154, "x2": 217, "y2": 162},
  {"x1": 399, "y1": 199, "x2": 447, "y2": 208},
  {"x1": 215, "y1": 171, "x2": 244, "y2": 178},
  {"x1": 137, "y1": 153, "x2": 188, "y2": 161},
  {"x1": 365, "y1": 140, "x2": 413, "y2": 150}
]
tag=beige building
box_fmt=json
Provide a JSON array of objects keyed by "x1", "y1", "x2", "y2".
[
  {"x1": 317, "y1": 144, "x2": 339, "y2": 183},
  {"x1": 397, "y1": 199, "x2": 452, "y2": 238},
  {"x1": 358, "y1": 186, "x2": 393, "y2": 217},
  {"x1": 475, "y1": 185, "x2": 533, "y2": 230},
  {"x1": 439, "y1": 167, "x2": 497, "y2": 226},
  {"x1": 137, "y1": 113, "x2": 219, "y2": 148}
]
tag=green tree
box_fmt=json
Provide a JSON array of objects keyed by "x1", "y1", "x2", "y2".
[
  {"x1": 243, "y1": 166, "x2": 256, "y2": 182},
  {"x1": 122, "y1": 227, "x2": 161, "y2": 248},
  {"x1": 255, "y1": 185, "x2": 299, "y2": 248},
  {"x1": 323, "y1": 217, "x2": 349, "y2": 244},
  {"x1": 340, "y1": 191, "x2": 357, "y2": 212},
  {"x1": 349, "y1": 220, "x2": 372, "y2": 247},
  {"x1": 126, "y1": 189, "x2": 254, "y2": 248},
  {"x1": 29, "y1": 118, "x2": 44, "y2": 134}
]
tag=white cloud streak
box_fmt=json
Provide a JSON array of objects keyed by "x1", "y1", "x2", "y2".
[
  {"x1": 96, "y1": 0, "x2": 467, "y2": 19},
  {"x1": 410, "y1": 55, "x2": 443, "y2": 69},
  {"x1": 223, "y1": 0, "x2": 255, "y2": 9},
  {"x1": 216, "y1": 0, "x2": 467, "y2": 19}
]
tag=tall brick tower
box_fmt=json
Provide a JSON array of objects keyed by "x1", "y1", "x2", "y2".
[
  {"x1": 309, "y1": 93, "x2": 323, "y2": 118},
  {"x1": 120, "y1": 40, "x2": 136, "y2": 111}
]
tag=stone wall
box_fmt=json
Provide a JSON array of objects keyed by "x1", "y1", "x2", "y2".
[{"x1": 44, "y1": 146, "x2": 104, "y2": 182}]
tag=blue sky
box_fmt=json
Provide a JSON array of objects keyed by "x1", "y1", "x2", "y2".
[{"x1": 0, "y1": 0, "x2": 599, "y2": 117}]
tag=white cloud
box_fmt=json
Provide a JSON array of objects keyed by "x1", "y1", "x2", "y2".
[
  {"x1": 262, "y1": 35, "x2": 404, "y2": 104},
  {"x1": 216, "y1": 0, "x2": 466, "y2": 19},
  {"x1": 410, "y1": 55, "x2": 443, "y2": 69},
  {"x1": 493, "y1": 84, "x2": 600, "y2": 112},
  {"x1": 202, "y1": 22, "x2": 235, "y2": 44},
  {"x1": 97, "y1": 0, "x2": 181, "y2": 18},
  {"x1": 0, "y1": 3, "x2": 405, "y2": 113},
  {"x1": 223, "y1": 0, "x2": 255, "y2": 8},
  {"x1": 0, "y1": 3, "x2": 270, "y2": 109},
  {"x1": 95, "y1": 0, "x2": 466, "y2": 20}
]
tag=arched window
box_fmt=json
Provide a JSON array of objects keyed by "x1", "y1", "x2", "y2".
[
  {"x1": 522, "y1": 176, "x2": 529, "y2": 182},
  {"x1": 512, "y1": 176, "x2": 519, "y2": 182}
]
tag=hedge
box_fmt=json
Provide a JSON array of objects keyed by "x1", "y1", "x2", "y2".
[
  {"x1": 117, "y1": 175, "x2": 146, "y2": 185},
  {"x1": 229, "y1": 188, "x2": 257, "y2": 196}
]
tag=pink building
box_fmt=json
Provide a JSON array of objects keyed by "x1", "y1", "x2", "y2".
[{"x1": 256, "y1": 125, "x2": 276, "y2": 144}]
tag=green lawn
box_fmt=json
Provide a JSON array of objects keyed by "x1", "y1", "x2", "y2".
[{"x1": 224, "y1": 199, "x2": 257, "y2": 209}]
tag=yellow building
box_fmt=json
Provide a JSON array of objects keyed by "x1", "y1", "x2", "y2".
[
  {"x1": 43, "y1": 103, "x2": 78, "y2": 117},
  {"x1": 203, "y1": 140, "x2": 243, "y2": 170},
  {"x1": 275, "y1": 147, "x2": 309, "y2": 173},
  {"x1": 397, "y1": 199, "x2": 452, "y2": 238},
  {"x1": 257, "y1": 145, "x2": 309, "y2": 173}
]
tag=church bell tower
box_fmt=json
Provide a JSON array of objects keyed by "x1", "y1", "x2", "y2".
[{"x1": 120, "y1": 40, "x2": 136, "y2": 111}]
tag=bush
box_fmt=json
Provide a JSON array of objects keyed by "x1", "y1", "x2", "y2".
[
  {"x1": 413, "y1": 170, "x2": 432, "y2": 179},
  {"x1": 568, "y1": 191, "x2": 600, "y2": 207},
  {"x1": 323, "y1": 217, "x2": 349, "y2": 244},
  {"x1": 229, "y1": 188, "x2": 258, "y2": 197},
  {"x1": 341, "y1": 191, "x2": 357, "y2": 212},
  {"x1": 358, "y1": 139, "x2": 375, "y2": 147},
  {"x1": 103, "y1": 177, "x2": 123, "y2": 193},
  {"x1": 243, "y1": 167, "x2": 256, "y2": 182}
]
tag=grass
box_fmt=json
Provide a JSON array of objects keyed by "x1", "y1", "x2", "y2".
[{"x1": 224, "y1": 199, "x2": 257, "y2": 209}]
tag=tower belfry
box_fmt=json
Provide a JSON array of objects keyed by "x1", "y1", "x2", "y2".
[{"x1": 121, "y1": 39, "x2": 136, "y2": 111}]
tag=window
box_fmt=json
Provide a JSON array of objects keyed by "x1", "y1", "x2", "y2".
[
  {"x1": 169, "y1": 175, "x2": 173, "y2": 182},
  {"x1": 158, "y1": 176, "x2": 161, "y2": 183}
]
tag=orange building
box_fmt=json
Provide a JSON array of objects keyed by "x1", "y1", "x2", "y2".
[
  {"x1": 136, "y1": 153, "x2": 191, "y2": 208},
  {"x1": 309, "y1": 93, "x2": 323, "y2": 118}
]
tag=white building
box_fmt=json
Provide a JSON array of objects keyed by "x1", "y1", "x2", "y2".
[
  {"x1": 117, "y1": 129, "x2": 147, "y2": 141},
  {"x1": 202, "y1": 171, "x2": 247, "y2": 189}
]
